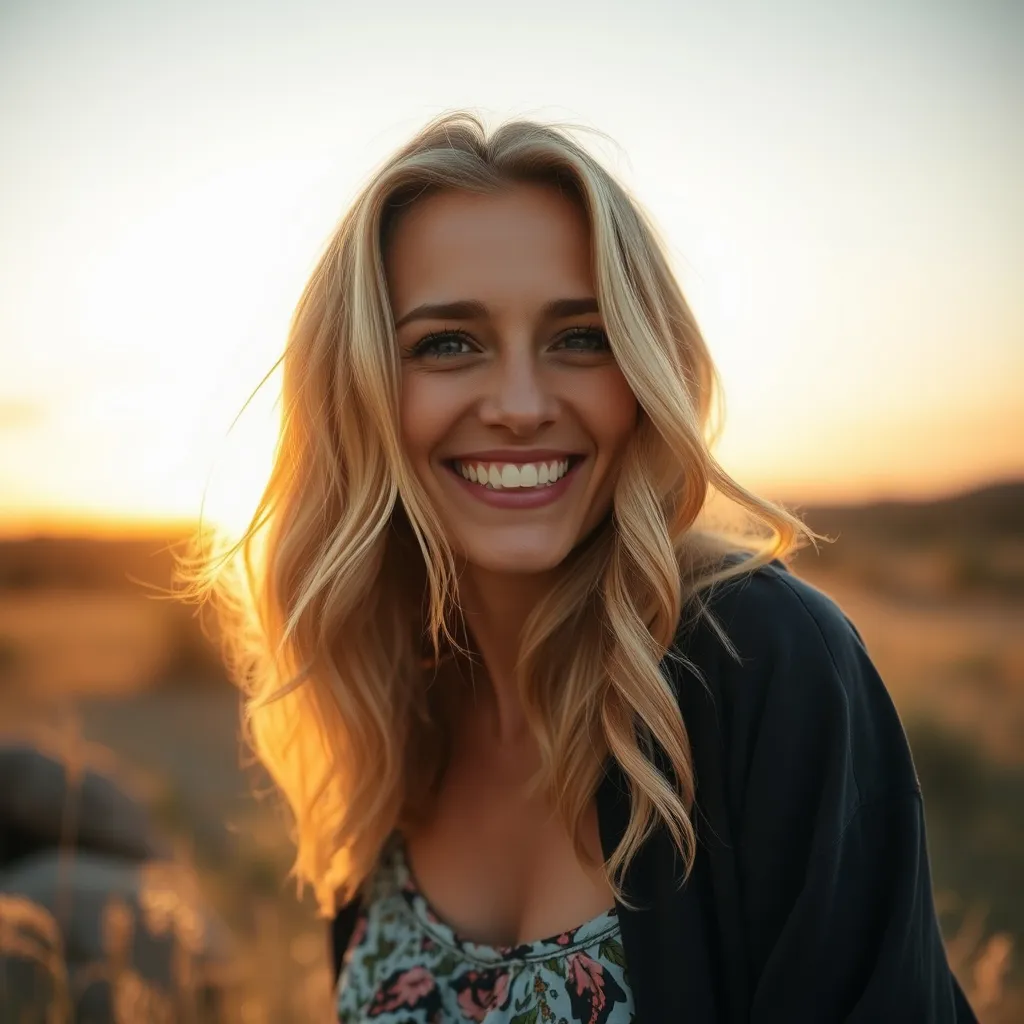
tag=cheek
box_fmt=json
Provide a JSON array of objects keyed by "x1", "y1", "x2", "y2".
[
  {"x1": 581, "y1": 369, "x2": 639, "y2": 454},
  {"x1": 400, "y1": 378, "x2": 455, "y2": 462}
]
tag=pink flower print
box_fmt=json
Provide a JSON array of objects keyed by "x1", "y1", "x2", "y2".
[
  {"x1": 343, "y1": 915, "x2": 368, "y2": 964},
  {"x1": 554, "y1": 930, "x2": 574, "y2": 945},
  {"x1": 565, "y1": 952, "x2": 627, "y2": 1024},
  {"x1": 453, "y1": 968, "x2": 512, "y2": 1021},
  {"x1": 368, "y1": 966, "x2": 438, "y2": 1016}
]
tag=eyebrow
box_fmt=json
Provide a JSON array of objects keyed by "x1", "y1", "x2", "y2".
[{"x1": 393, "y1": 296, "x2": 600, "y2": 330}]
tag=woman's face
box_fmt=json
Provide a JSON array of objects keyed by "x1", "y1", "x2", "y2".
[{"x1": 386, "y1": 182, "x2": 638, "y2": 576}]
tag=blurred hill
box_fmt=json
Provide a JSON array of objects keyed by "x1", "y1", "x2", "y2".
[
  {"x1": 1, "y1": 477, "x2": 1021, "y2": 595},
  {"x1": 791, "y1": 478, "x2": 1024, "y2": 604},
  {"x1": 0, "y1": 528, "x2": 198, "y2": 594},
  {"x1": 796, "y1": 478, "x2": 1023, "y2": 547}
]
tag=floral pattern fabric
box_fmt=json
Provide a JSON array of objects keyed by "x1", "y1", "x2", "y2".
[{"x1": 335, "y1": 832, "x2": 635, "y2": 1023}]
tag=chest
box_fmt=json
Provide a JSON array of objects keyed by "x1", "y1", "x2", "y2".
[{"x1": 402, "y1": 740, "x2": 615, "y2": 949}]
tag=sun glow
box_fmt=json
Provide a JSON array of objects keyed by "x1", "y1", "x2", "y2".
[{"x1": 31, "y1": 159, "x2": 341, "y2": 539}]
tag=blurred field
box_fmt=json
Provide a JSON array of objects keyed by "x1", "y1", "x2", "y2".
[{"x1": 0, "y1": 479, "x2": 1022, "y2": 1021}]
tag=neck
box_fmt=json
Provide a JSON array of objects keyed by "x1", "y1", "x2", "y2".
[{"x1": 452, "y1": 563, "x2": 556, "y2": 747}]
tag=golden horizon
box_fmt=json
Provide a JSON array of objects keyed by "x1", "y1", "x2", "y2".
[{"x1": 1, "y1": 472, "x2": 1019, "y2": 543}]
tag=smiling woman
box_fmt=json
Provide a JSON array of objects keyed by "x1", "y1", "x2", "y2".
[{"x1": 174, "y1": 109, "x2": 975, "y2": 1022}]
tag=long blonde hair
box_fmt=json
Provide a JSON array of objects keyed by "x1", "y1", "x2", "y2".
[{"x1": 175, "y1": 109, "x2": 826, "y2": 918}]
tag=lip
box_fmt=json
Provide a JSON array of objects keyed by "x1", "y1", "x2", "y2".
[
  {"x1": 448, "y1": 449, "x2": 584, "y2": 462},
  {"x1": 442, "y1": 456, "x2": 586, "y2": 509}
]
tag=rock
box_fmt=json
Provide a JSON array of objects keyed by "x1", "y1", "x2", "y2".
[{"x1": 0, "y1": 743, "x2": 170, "y2": 868}]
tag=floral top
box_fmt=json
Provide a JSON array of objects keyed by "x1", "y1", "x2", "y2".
[{"x1": 335, "y1": 832, "x2": 635, "y2": 1023}]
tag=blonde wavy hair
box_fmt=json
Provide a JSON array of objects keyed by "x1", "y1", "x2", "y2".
[{"x1": 175, "y1": 108, "x2": 827, "y2": 919}]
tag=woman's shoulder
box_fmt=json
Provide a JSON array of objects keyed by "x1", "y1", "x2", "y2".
[
  {"x1": 674, "y1": 550, "x2": 865, "y2": 686},
  {"x1": 670, "y1": 551, "x2": 920, "y2": 807},
  {"x1": 681, "y1": 550, "x2": 855, "y2": 653}
]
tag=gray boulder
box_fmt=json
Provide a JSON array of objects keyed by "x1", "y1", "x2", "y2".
[{"x1": 0, "y1": 743, "x2": 170, "y2": 868}]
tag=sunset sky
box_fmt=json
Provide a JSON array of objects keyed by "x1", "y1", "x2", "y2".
[{"x1": 2, "y1": 0, "x2": 1021, "y2": 537}]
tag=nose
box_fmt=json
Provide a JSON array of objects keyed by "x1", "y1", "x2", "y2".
[{"x1": 477, "y1": 348, "x2": 558, "y2": 436}]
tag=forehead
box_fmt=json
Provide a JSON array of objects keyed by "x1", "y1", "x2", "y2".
[{"x1": 384, "y1": 183, "x2": 594, "y2": 310}]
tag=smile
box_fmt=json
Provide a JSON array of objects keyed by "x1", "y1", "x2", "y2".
[{"x1": 443, "y1": 456, "x2": 585, "y2": 509}]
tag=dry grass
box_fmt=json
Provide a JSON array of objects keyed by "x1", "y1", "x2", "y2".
[
  {"x1": 940, "y1": 897, "x2": 1019, "y2": 1017},
  {"x1": 0, "y1": 894, "x2": 72, "y2": 1023}
]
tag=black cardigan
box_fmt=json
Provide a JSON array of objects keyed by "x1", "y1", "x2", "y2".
[{"x1": 330, "y1": 557, "x2": 977, "y2": 1022}]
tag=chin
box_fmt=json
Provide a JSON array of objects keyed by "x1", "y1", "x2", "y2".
[{"x1": 457, "y1": 537, "x2": 575, "y2": 577}]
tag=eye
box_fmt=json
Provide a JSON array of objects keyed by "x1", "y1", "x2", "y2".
[
  {"x1": 409, "y1": 329, "x2": 476, "y2": 358},
  {"x1": 553, "y1": 327, "x2": 611, "y2": 353}
]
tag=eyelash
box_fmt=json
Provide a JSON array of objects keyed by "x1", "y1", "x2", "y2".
[{"x1": 409, "y1": 326, "x2": 611, "y2": 359}]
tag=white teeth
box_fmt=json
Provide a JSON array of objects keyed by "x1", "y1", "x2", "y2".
[{"x1": 455, "y1": 458, "x2": 574, "y2": 490}]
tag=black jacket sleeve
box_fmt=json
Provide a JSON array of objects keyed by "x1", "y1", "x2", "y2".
[
  {"x1": 747, "y1": 787, "x2": 974, "y2": 1019},
  {"x1": 708, "y1": 564, "x2": 977, "y2": 1021}
]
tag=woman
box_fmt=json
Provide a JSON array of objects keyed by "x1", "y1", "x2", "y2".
[{"x1": 180, "y1": 110, "x2": 976, "y2": 1022}]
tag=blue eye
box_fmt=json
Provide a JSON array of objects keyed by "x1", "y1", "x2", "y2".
[
  {"x1": 410, "y1": 330, "x2": 475, "y2": 358},
  {"x1": 555, "y1": 328, "x2": 611, "y2": 352}
]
